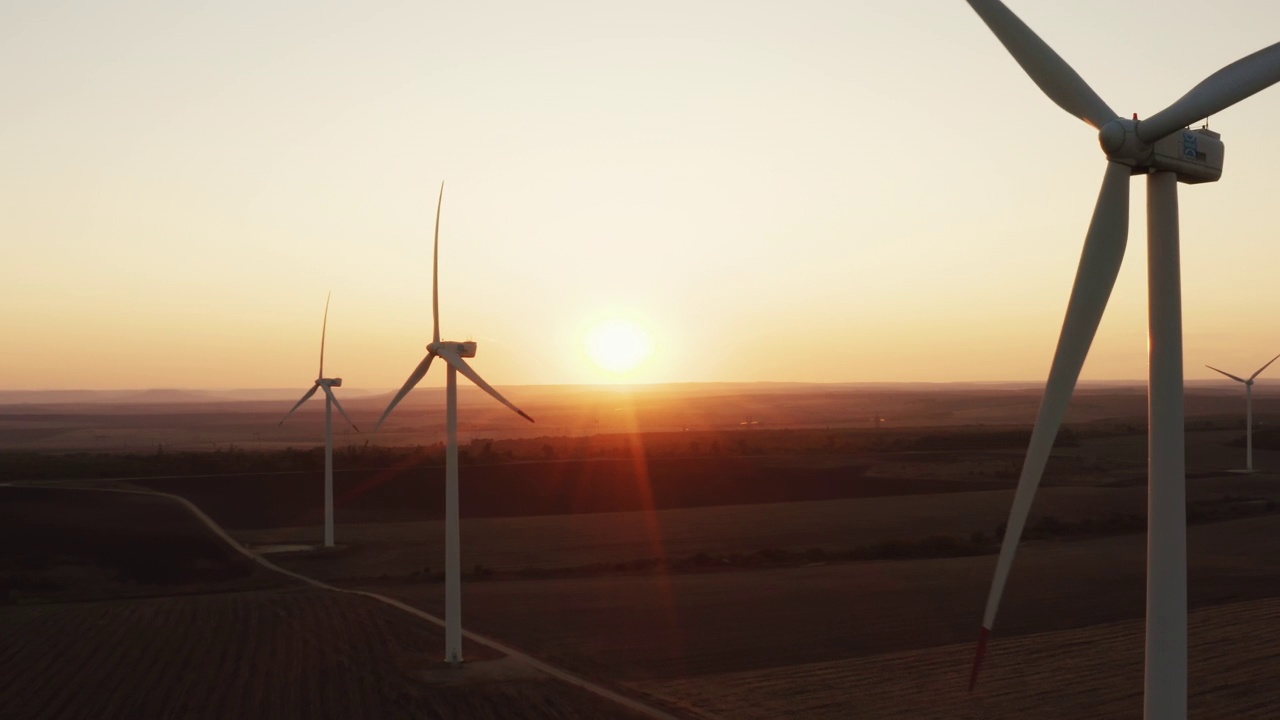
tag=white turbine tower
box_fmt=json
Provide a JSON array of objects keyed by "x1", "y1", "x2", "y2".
[
  {"x1": 1206, "y1": 353, "x2": 1280, "y2": 472},
  {"x1": 375, "y1": 183, "x2": 534, "y2": 667},
  {"x1": 962, "y1": 2, "x2": 1280, "y2": 717},
  {"x1": 279, "y1": 293, "x2": 360, "y2": 548}
]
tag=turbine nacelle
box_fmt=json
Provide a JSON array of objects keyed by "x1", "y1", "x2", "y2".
[
  {"x1": 374, "y1": 184, "x2": 534, "y2": 435},
  {"x1": 280, "y1": 294, "x2": 358, "y2": 432},
  {"x1": 430, "y1": 340, "x2": 477, "y2": 359},
  {"x1": 1098, "y1": 119, "x2": 1224, "y2": 184}
]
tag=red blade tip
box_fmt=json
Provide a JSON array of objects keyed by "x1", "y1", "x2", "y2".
[{"x1": 968, "y1": 626, "x2": 991, "y2": 692}]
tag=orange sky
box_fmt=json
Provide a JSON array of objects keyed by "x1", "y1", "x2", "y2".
[{"x1": 5, "y1": 1, "x2": 1280, "y2": 391}]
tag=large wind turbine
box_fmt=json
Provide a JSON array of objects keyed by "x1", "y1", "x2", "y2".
[
  {"x1": 279, "y1": 293, "x2": 360, "y2": 548},
  {"x1": 962, "y1": 2, "x2": 1280, "y2": 717},
  {"x1": 375, "y1": 183, "x2": 534, "y2": 666},
  {"x1": 1206, "y1": 353, "x2": 1280, "y2": 471}
]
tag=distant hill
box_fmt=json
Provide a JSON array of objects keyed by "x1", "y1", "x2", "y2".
[
  {"x1": 118, "y1": 389, "x2": 219, "y2": 403},
  {"x1": 0, "y1": 388, "x2": 386, "y2": 405},
  {"x1": 0, "y1": 380, "x2": 1242, "y2": 410},
  {"x1": 248, "y1": 381, "x2": 1088, "y2": 410}
]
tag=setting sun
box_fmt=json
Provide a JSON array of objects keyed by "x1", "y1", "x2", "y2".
[{"x1": 584, "y1": 318, "x2": 655, "y2": 375}]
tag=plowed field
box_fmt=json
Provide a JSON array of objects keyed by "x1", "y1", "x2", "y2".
[
  {"x1": 0, "y1": 586, "x2": 651, "y2": 719},
  {"x1": 0, "y1": 487, "x2": 656, "y2": 719},
  {"x1": 637, "y1": 595, "x2": 1280, "y2": 719}
]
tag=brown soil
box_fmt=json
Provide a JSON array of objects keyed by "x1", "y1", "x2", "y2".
[
  {"x1": 0, "y1": 587, "x2": 646, "y2": 720},
  {"x1": 0, "y1": 486, "x2": 285, "y2": 603},
  {"x1": 0, "y1": 487, "x2": 658, "y2": 719}
]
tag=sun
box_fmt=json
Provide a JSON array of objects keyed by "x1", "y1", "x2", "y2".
[{"x1": 584, "y1": 318, "x2": 655, "y2": 375}]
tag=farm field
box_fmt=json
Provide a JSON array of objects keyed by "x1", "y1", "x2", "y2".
[
  {"x1": 637, "y1": 595, "x2": 1280, "y2": 719},
  {"x1": 7, "y1": 385, "x2": 1280, "y2": 718},
  {"x1": 221, "y1": 432, "x2": 1280, "y2": 585},
  {"x1": 0, "y1": 485, "x2": 288, "y2": 603},
  {"x1": 235, "y1": 473, "x2": 1279, "y2": 581},
  {"x1": 0, "y1": 487, "x2": 659, "y2": 720},
  {"x1": 126, "y1": 455, "x2": 923, "y2": 530},
  {"x1": 234, "y1": 487, "x2": 1136, "y2": 578},
  {"x1": 279, "y1": 512, "x2": 1280, "y2": 716},
  {"x1": 0, "y1": 586, "x2": 658, "y2": 720},
  {"x1": 335, "y1": 512, "x2": 1280, "y2": 677}
]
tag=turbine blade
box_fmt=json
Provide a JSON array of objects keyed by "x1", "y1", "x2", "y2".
[
  {"x1": 319, "y1": 291, "x2": 331, "y2": 378},
  {"x1": 1139, "y1": 42, "x2": 1280, "y2": 143},
  {"x1": 279, "y1": 384, "x2": 321, "y2": 425},
  {"x1": 374, "y1": 353, "x2": 436, "y2": 432},
  {"x1": 1206, "y1": 365, "x2": 1247, "y2": 383},
  {"x1": 971, "y1": 161, "x2": 1130, "y2": 690},
  {"x1": 965, "y1": 0, "x2": 1117, "y2": 128},
  {"x1": 433, "y1": 182, "x2": 443, "y2": 346},
  {"x1": 436, "y1": 346, "x2": 534, "y2": 423},
  {"x1": 324, "y1": 387, "x2": 360, "y2": 432},
  {"x1": 1249, "y1": 353, "x2": 1280, "y2": 382}
]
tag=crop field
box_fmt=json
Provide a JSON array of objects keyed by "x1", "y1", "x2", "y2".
[
  {"x1": 636, "y1": 595, "x2": 1280, "y2": 719},
  {"x1": 126, "y1": 455, "x2": 993, "y2": 530},
  {"x1": 8, "y1": 386, "x2": 1280, "y2": 718},
  {"x1": 0, "y1": 485, "x2": 287, "y2": 603},
  {"x1": 236, "y1": 467, "x2": 1280, "y2": 583},
  {"x1": 319, "y1": 513, "x2": 1280, "y2": 715},
  {"x1": 0, "y1": 487, "x2": 657, "y2": 719},
  {"x1": 0, "y1": 586, "x2": 653, "y2": 720},
  {"x1": 235, "y1": 487, "x2": 1141, "y2": 579}
]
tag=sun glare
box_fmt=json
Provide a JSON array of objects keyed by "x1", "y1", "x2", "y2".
[{"x1": 585, "y1": 318, "x2": 655, "y2": 375}]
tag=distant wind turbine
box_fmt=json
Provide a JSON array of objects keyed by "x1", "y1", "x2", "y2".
[
  {"x1": 1206, "y1": 353, "x2": 1280, "y2": 471},
  {"x1": 961, "y1": 0, "x2": 1280, "y2": 717},
  {"x1": 375, "y1": 183, "x2": 534, "y2": 667},
  {"x1": 279, "y1": 293, "x2": 359, "y2": 548}
]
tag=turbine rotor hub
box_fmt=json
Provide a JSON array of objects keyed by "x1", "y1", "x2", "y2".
[
  {"x1": 1098, "y1": 118, "x2": 1224, "y2": 183},
  {"x1": 1097, "y1": 118, "x2": 1151, "y2": 168}
]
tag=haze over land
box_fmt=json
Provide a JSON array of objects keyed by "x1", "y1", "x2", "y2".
[{"x1": 1, "y1": 381, "x2": 1275, "y2": 453}]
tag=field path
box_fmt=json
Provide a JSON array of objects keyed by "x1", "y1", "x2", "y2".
[{"x1": 9, "y1": 481, "x2": 687, "y2": 720}]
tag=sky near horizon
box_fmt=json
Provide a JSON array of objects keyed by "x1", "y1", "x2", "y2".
[{"x1": 6, "y1": 1, "x2": 1280, "y2": 391}]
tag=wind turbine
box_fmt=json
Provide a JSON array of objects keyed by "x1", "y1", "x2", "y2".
[
  {"x1": 375, "y1": 183, "x2": 534, "y2": 667},
  {"x1": 1206, "y1": 353, "x2": 1280, "y2": 471},
  {"x1": 961, "y1": 2, "x2": 1280, "y2": 717},
  {"x1": 279, "y1": 293, "x2": 360, "y2": 548}
]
